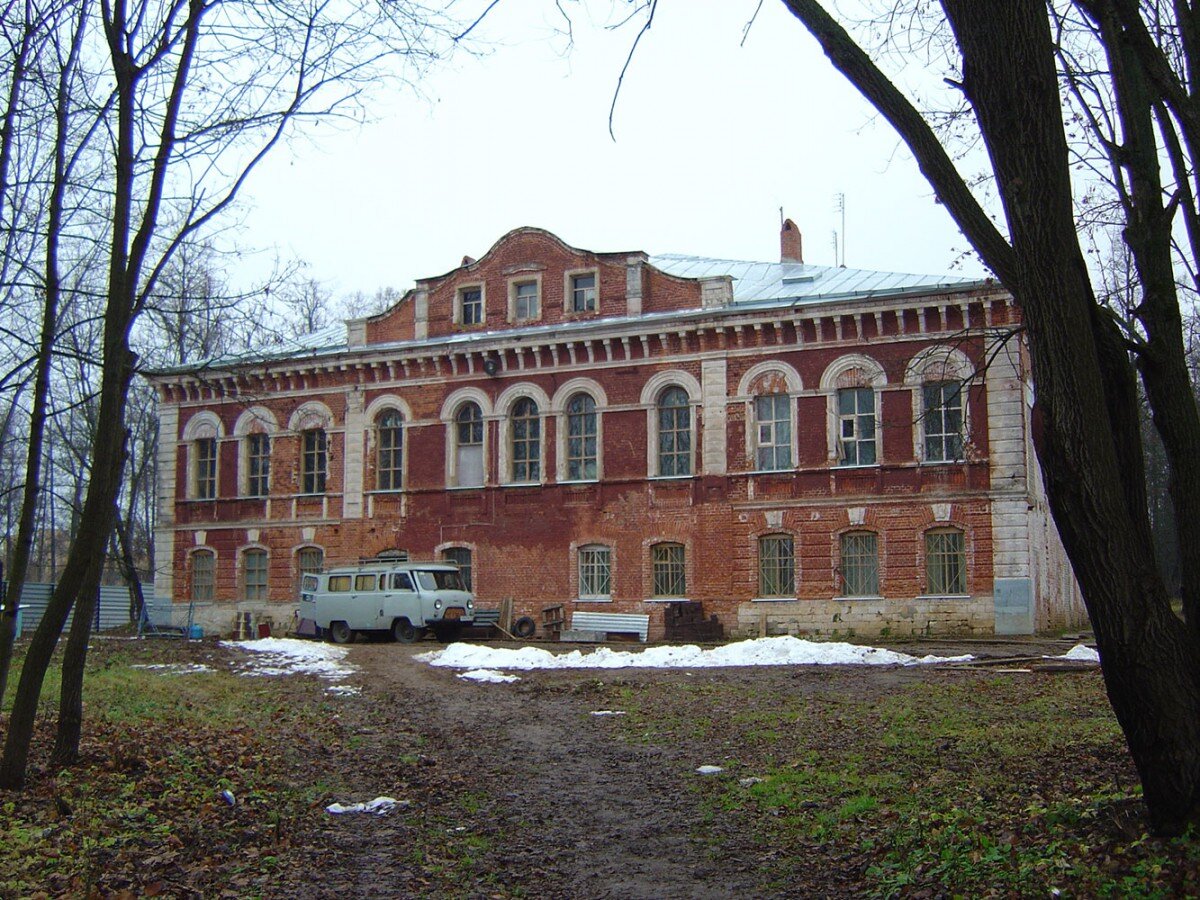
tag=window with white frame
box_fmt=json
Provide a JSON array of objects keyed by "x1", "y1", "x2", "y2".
[
  {"x1": 657, "y1": 386, "x2": 692, "y2": 477},
  {"x1": 570, "y1": 272, "x2": 596, "y2": 312},
  {"x1": 837, "y1": 387, "x2": 876, "y2": 466},
  {"x1": 565, "y1": 393, "x2": 598, "y2": 481},
  {"x1": 191, "y1": 550, "x2": 215, "y2": 601},
  {"x1": 442, "y1": 547, "x2": 473, "y2": 590},
  {"x1": 454, "y1": 402, "x2": 484, "y2": 487},
  {"x1": 926, "y1": 528, "x2": 966, "y2": 594},
  {"x1": 652, "y1": 542, "x2": 686, "y2": 598},
  {"x1": 376, "y1": 410, "x2": 404, "y2": 490},
  {"x1": 458, "y1": 286, "x2": 483, "y2": 325},
  {"x1": 839, "y1": 531, "x2": 879, "y2": 596},
  {"x1": 247, "y1": 433, "x2": 270, "y2": 497},
  {"x1": 923, "y1": 381, "x2": 965, "y2": 462},
  {"x1": 301, "y1": 429, "x2": 327, "y2": 494},
  {"x1": 579, "y1": 545, "x2": 612, "y2": 599},
  {"x1": 243, "y1": 548, "x2": 268, "y2": 601},
  {"x1": 758, "y1": 534, "x2": 795, "y2": 597},
  {"x1": 513, "y1": 280, "x2": 539, "y2": 321},
  {"x1": 509, "y1": 398, "x2": 540, "y2": 482},
  {"x1": 194, "y1": 437, "x2": 217, "y2": 499},
  {"x1": 754, "y1": 394, "x2": 792, "y2": 471}
]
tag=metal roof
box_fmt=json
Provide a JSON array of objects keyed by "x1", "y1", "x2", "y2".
[
  {"x1": 149, "y1": 255, "x2": 992, "y2": 377},
  {"x1": 649, "y1": 254, "x2": 986, "y2": 305}
]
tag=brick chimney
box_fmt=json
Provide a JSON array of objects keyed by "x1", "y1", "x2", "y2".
[{"x1": 780, "y1": 218, "x2": 803, "y2": 264}]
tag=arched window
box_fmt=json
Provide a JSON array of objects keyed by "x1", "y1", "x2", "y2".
[
  {"x1": 652, "y1": 542, "x2": 686, "y2": 598},
  {"x1": 191, "y1": 550, "x2": 215, "y2": 602},
  {"x1": 442, "y1": 547, "x2": 473, "y2": 590},
  {"x1": 758, "y1": 534, "x2": 795, "y2": 597},
  {"x1": 376, "y1": 410, "x2": 404, "y2": 490},
  {"x1": 297, "y1": 546, "x2": 324, "y2": 579},
  {"x1": 839, "y1": 532, "x2": 879, "y2": 597},
  {"x1": 578, "y1": 544, "x2": 612, "y2": 600},
  {"x1": 301, "y1": 429, "x2": 327, "y2": 494},
  {"x1": 565, "y1": 393, "x2": 597, "y2": 481},
  {"x1": 194, "y1": 437, "x2": 218, "y2": 499},
  {"x1": 454, "y1": 402, "x2": 484, "y2": 487},
  {"x1": 510, "y1": 397, "x2": 540, "y2": 483},
  {"x1": 926, "y1": 528, "x2": 966, "y2": 594},
  {"x1": 243, "y1": 548, "x2": 268, "y2": 601},
  {"x1": 657, "y1": 387, "x2": 691, "y2": 477},
  {"x1": 754, "y1": 394, "x2": 792, "y2": 470}
]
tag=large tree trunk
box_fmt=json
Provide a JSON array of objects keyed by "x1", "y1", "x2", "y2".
[
  {"x1": 782, "y1": 0, "x2": 1200, "y2": 833},
  {"x1": 943, "y1": 0, "x2": 1200, "y2": 835}
]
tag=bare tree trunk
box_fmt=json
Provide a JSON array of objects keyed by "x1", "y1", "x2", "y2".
[
  {"x1": 50, "y1": 551, "x2": 105, "y2": 766},
  {"x1": 114, "y1": 506, "x2": 145, "y2": 625},
  {"x1": 782, "y1": 0, "x2": 1200, "y2": 833}
]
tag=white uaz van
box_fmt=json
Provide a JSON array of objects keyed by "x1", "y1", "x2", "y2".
[{"x1": 299, "y1": 561, "x2": 474, "y2": 644}]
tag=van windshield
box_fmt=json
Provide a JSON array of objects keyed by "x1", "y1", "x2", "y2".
[{"x1": 415, "y1": 569, "x2": 464, "y2": 592}]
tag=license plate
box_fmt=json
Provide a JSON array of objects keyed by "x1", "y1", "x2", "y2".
[{"x1": 443, "y1": 607, "x2": 463, "y2": 621}]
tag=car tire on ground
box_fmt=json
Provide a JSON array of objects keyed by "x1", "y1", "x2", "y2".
[
  {"x1": 328, "y1": 621, "x2": 354, "y2": 645},
  {"x1": 513, "y1": 616, "x2": 536, "y2": 639}
]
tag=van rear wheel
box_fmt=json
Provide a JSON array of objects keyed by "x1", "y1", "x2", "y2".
[
  {"x1": 392, "y1": 618, "x2": 425, "y2": 643},
  {"x1": 328, "y1": 621, "x2": 354, "y2": 645}
]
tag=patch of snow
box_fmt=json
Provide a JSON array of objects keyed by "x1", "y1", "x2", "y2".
[
  {"x1": 739, "y1": 777, "x2": 764, "y2": 787},
  {"x1": 457, "y1": 668, "x2": 520, "y2": 684},
  {"x1": 222, "y1": 637, "x2": 357, "y2": 686},
  {"x1": 326, "y1": 797, "x2": 407, "y2": 816},
  {"x1": 696, "y1": 765, "x2": 724, "y2": 776},
  {"x1": 132, "y1": 663, "x2": 214, "y2": 675},
  {"x1": 418, "y1": 635, "x2": 972, "y2": 672},
  {"x1": 326, "y1": 684, "x2": 362, "y2": 696},
  {"x1": 1049, "y1": 643, "x2": 1100, "y2": 663},
  {"x1": 590, "y1": 710, "x2": 627, "y2": 717}
]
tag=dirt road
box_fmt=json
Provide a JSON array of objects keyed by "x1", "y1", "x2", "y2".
[{"x1": 267, "y1": 636, "x2": 1074, "y2": 899}]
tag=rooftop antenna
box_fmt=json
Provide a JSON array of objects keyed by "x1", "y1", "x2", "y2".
[{"x1": 833, "y1": 193, "x2": 846, "y2": 267}]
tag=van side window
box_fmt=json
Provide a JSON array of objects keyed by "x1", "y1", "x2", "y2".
[
  {"x1": 328, "y1": 575, "x2": 351, "y2": 592},
  {"x1": 392, "y1": 572, "x2": 414, "y2": 591},
  {"x1": 354, "y1": 574, "x2": 377, "y2": 591}
]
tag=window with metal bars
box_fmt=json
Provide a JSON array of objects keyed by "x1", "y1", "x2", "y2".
[
  {"x1": 579, "y1": 545, "x2": 611, "y2": 598},
  {"x1": 758, "y1": 534, "x2": 795, "y2": 597},
  {"x1": 839, "y1": 531, "x2": 879, "y2": 596},
  {"x1": 243, "y1": 549, "x2": 268, "y2": 601},
  {"x1": 191, "y1": 550, "x2": 215, "y2": 602},
  {"x1": 652, "y1": 543, "x2": 686, "y2": 597},
  {"x1": 926, "y1": 528, "x2": 966, "y2": 594}
]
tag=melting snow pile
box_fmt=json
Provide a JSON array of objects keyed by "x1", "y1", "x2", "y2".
[
  {"x1": 1049, "y1": 643, "x2": 1100, "y2": 663},
  {"x1": 418, "y1": 635, "x2": 972, "y2": 671},
  {"x1": 222, "y1": 637, "x2": 357, "y2": 692},
  {"x1": 457, "y1": 668, "x2": 521, "y2": 684}
]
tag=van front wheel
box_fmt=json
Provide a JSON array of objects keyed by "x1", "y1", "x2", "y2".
[
  {"x1": 328, "y1": 621, "x2": 354, "y2": 645},
  {"x1": 392, "y1": 618, "x2": 425, "y2": 643}
]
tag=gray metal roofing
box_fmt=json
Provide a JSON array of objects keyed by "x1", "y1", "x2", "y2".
[
  {"x1": 150, "y1": 256, "x2": 991, "y2": 376},
  {"x1": 648, "y1": 254, "x2": 985, "y2": 304}
]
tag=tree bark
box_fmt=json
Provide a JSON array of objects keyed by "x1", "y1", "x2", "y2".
[
  {"x1": 50, "y1": 551, "x2": 105, "y2": 766},
  {"x1": 782, "y1": 0, "x2": 1200, "y2": 833}
]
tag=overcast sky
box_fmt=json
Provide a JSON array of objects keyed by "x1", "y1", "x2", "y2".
[{"x1": 238, "y1": 1, "x2": 990, "y2": 300}]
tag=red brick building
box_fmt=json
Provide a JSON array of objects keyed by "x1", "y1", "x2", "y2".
[{"x1": 148, "y1": 223, "x2": 1086, "y2": 639}]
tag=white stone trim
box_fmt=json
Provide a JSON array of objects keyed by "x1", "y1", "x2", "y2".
[{"x1": 287, "y1": 400, "x2": 334, "y2": 433}]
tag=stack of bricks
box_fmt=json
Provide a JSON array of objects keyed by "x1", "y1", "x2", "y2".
[{"x1": 661, "y1": 601, "x2": 724, "y2": 642}]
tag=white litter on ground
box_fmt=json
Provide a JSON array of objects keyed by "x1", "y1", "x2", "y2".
[
  {"x1": 418, "y1": 635, "x2": 972, "y2": 671},
  {"x1": 326, "y1": 797, "x2": 407, "y2": 816},
  {"x1": 696, "y1": 765, "x2": 724, "y2": 776},
  {"x1": 132, "y1": 663, "x2": 214, "y2": 674},
  {"x1": 326, "y1": 684, "x2": 362, "y2": 696},
  {"x1": 1050, "y1": 643, "x2": 1101, "y2": 663},
  {"x1": 590, "y1": 710, "x2": 627, "y2": 717},
  {"x1": 457, "y1": 668, "x2": 521, "y2": 684},
  {"x1": 222, "y1": 637, "x2": 357, "y2": 687}
]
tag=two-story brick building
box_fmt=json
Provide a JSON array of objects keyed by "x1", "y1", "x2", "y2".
[{"x1": 148, "y1": 222, "x2": 1086, "y2": 639}]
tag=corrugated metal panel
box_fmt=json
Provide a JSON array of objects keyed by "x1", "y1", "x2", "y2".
[
  {"x1": 15, "y1": 582, "x2": 148, "y2": 635},
  {"x1": 571, "y1": 612, "x2": 650, "y2": 642}
]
